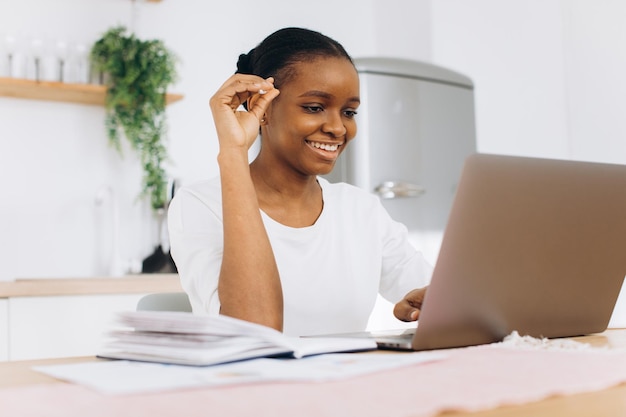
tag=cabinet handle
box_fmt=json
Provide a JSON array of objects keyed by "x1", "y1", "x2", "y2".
[{"x1": 373, "y1": 181, "x2": 426, "y2": 199}]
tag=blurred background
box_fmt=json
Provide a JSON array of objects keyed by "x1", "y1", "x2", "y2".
[{"x1": 0, "y1": 0, "x2": 624, "y2": 285}]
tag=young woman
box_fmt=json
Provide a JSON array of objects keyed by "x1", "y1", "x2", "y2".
[{"x1": 168, "y1": 27, "x2": 432, "y2": 336}]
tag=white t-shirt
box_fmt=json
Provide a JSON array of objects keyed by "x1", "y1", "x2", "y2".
[{"x1": 167, "y1": 176, "x2": 432, "y2": 336}]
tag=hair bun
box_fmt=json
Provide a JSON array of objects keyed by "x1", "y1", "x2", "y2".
[{"x1": 236, "y1": 51, "x2": 253, "y2": 74}]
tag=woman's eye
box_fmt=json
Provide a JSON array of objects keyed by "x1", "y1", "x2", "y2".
[
  {"x1": 303, "y1": 105, "x2": 323, "y2": 113},
  {"x1": 344, "y1": 110, "x2": 358, "y2": 119}
]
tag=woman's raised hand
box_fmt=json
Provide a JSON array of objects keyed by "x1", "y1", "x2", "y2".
[{"x1": 209, "y1": 75, "x2": 279, "y2": 152}]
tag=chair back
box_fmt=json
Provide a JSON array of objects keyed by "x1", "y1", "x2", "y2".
[{"x1": 137, "y1": 292, "x2": 192, "y2": 312}]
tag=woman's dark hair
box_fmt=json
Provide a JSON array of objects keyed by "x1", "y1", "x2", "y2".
[{"x1": 236, "y1": 27, "x2": 353, "y2": 92}]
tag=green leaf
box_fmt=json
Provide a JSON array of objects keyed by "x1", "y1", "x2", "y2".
[{"x1": 90, "y1": 26, "x2": 177, "y2": 211}]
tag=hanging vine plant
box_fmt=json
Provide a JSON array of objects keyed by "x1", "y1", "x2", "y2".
[{"x1": 90, "y1": 26, "x2": 177, "y2": 211}]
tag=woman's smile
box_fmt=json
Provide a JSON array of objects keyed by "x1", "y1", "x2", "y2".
[
  {"x1": 305, "y1": 140, "x2": 341, "y2": 152},
  {"x1": 305, "y1": 139, "x2": 344, "y2": 162}
]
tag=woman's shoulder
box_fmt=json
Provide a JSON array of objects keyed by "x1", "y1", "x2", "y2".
[
  {"x1": 172, "y1": 176, "x2": 222, "y2": 208},
  {"x1": 167, "y1": 177, "x2": 223, "y2": 231},
  {"x1": 178, "y1": 176, "x2": 220, "y2": 195}
]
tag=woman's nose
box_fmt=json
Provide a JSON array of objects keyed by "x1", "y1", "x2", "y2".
[{"x1": 322, "y1": 112, "x2": 347, "y2": 137}]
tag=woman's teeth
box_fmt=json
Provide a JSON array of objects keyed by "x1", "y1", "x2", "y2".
[{"x1": 308, "y1": 141, "x2": 339, "y2": 152}]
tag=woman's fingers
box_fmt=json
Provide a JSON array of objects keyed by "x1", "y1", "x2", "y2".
[
  {"x1": 209, "y1": 75, "x2": 278, "y2": 151},
  {"x1": 212, "y1": 75, "x2": 276, "y2": 111},
  {"x1": 247, "y1": 85, "x2": 280, "y2": 119},
  {"x1": 393, "y1": 287, "x2": 427, "y2": 322}
]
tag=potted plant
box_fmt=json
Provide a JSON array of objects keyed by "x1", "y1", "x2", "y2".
[{"x1": 90, "y1": 26, "x2": 177, "y2": 212}]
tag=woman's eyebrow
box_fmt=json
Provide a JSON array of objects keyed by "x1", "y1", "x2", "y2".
[
  {"x1": 299, "y1": 90, "x2": 332, "y2": 99},
  {"x1": 299, "y1": 90, "x2": 361, "y2": 103}
]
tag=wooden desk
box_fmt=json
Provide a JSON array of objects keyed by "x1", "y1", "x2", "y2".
[{"x1": 2, "y1": 329, "x2": 626, "y2": 416}]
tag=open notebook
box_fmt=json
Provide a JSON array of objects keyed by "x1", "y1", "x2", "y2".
[{"x1": 98, "y1": 310, "x2": 377, "y2": 366}]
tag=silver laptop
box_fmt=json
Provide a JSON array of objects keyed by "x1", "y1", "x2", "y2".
[{"x1": 371, "y1": 153, "x2": 626, "y2": 351}]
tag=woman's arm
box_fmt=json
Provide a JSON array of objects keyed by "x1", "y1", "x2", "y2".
[{"x1": 209, "y1": 75, "x2": 283, "y2": 330}]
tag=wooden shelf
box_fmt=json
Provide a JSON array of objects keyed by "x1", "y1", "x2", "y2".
[{"x1": 0, "y1": 77, "x2": 183, "y2": 106}]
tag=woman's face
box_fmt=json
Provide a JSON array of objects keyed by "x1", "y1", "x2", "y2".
[{"x1": 261, "y1": 56, "x2": 360, "y2": 177}]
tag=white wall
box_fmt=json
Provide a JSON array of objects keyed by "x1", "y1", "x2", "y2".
[
  {"x1": 563, "y1": 0, "x2": 626, "y2": 164},
  {"x1": 430, "y1": 0, "x2": 626, "y2": 165},
  {"x1": 431, "y1": 0, "x2": 571, "y2": 158}
]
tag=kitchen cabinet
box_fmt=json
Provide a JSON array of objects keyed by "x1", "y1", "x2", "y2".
[
  {"x1": 8, "y1": 294, "x2": 145, "y2": 360},
  {"x1": 0, "y1": 77, "x2": 183, "y2": 106},
  {"x1": 0, "y1": 275, "x2": 182, "y2": 361}
]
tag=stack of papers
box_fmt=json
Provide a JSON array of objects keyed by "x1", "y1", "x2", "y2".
[{"x1": 98, "y1": 310, "x2": 378, "y2": 366}]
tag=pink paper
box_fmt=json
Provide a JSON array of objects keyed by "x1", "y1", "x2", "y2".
[{"x1": 3, "y1": 346, "x2": 626, "y2": 417}]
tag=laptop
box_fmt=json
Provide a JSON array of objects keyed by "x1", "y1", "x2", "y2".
[{"x1": 370, "y1": 153, "x2": 626, "y2": 351}]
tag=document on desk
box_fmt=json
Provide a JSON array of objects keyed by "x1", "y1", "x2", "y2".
[
  {"x1": 98, "y1": 311, "x2": 380, "y2": 366},
  {"x1": 34, "y1": 351, "x2": 446, "y2": 395}
]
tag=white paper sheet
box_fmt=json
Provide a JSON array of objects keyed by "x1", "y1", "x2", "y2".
[{"x1": 34, "y1": 351, "x2": 446, "y2": 395}]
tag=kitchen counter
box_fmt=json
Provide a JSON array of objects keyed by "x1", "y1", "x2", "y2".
[
  {"x1": 0, "y1": 274, "x2": 181, "y2": 298},
  {"x1": 0, "y1": 274, "x2": 184, "y2": 361}
]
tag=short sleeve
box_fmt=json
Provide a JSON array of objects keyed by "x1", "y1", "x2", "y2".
[{"x1": 167, "y1": 183, "x2": 224, "y2": 316}]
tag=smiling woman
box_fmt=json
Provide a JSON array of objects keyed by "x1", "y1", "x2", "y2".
[{"x1": 167, "y1": 27, "x2": 433, "y2": 336}]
